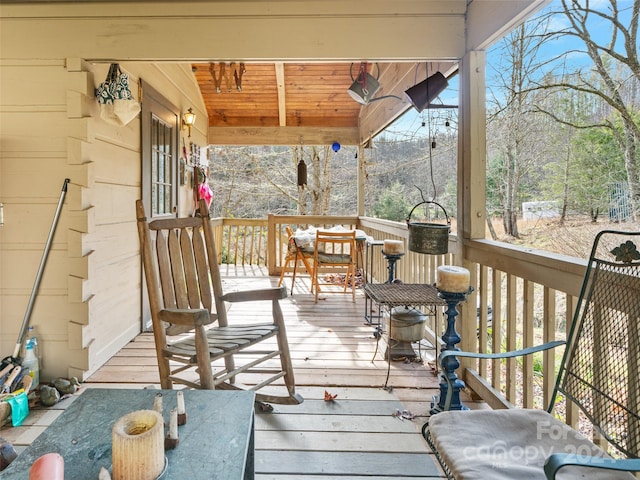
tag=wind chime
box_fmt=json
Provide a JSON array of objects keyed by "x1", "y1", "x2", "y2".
[{"x1": 297, "y1": 137, "x2": 307, "y2": 187}]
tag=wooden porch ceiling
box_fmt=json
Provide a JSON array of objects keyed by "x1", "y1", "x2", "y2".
[
  {"x1": 193, "y1": 61, "x2": 459, "y2": 146},
  {"x1": 193, "y1": 62, "x2": 361, "y2": 129}
]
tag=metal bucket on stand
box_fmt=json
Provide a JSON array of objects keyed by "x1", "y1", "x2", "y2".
[
  {"x1": 406, "y1": 201, "x2": 450, "y2": 255},
  {"x1": 386, "y1": 307, "x2": 427, "y2": 342}
]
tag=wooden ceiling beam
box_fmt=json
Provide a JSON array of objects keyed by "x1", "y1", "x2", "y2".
[
  {"x1": 208, "y1": 126, "x2": 359, "y2": 146},
  {"x1": 275, "y1": 62, "x2": 286, "y2": 127}
]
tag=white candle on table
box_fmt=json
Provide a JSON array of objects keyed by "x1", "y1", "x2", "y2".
[
  {"x1": 383, "y1": 239, "x2": 404, "y2": 254},
  {"x1": 112, "y1": 410, "x2": 165, "y2": 479},
  {"x1": 437, "y1": 265, "x2": 470, "y2": 293},
  {"x1": 165, "y1": 407, "x2": 179, "y2": 450},
  {"x1": 177, "y1": 390, "x2": 187, "y2": 425},
  {"x1": 153, "y1": 393, "x2": 163, "y2": 414}
]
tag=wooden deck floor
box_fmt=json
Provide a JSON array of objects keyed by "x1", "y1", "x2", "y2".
[{"x1": 2, "y1": 268, "x2": 466, "y2": 479}]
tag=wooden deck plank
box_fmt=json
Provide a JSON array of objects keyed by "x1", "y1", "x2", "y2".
[
  {"x1": 256, "y1": 431, "x2": 428, "y2": 453},
  {"x1": 267, "y1": 399, "x2": 410, "y2": 415},
  {"x1": 109, "y1": 349, "x2": 389, "y2": 361},
  {"x1": 84, "y1": 370, "x2": 438, "y2": 389},
  {"x1": 256, "y1": 476, "x2": 441, "y2": 480},
  {"x1": 255, "y1": 451, "x2": 442, "y2": 477},
  {"x1": 101, "y1": 354, "x2": 429, "y2": 369},
  {"x1": 281, "y1": 386, "x2": 425, "y2": 401},
  {"x1": 255, "y1": 413, "x2": 418, "y2": 433}
]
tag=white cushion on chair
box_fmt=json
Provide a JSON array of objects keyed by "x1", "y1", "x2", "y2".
[{"x1": 428, "y1": 408, "x2": 635, "y2": 480}]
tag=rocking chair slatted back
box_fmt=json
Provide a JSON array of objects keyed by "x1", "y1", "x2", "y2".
[
  {"x1": 150, "y1": 218, "x2": 220, "y2": 334},
  {"x1": 136, "y1": 200, "x2": 303, "y2": 406},
  {"x1": 149, "y1": 215, "x2": 229, "y2": 320},
  {"x1": 555, "y1": 230, "x2": 640, "y2": 458}
]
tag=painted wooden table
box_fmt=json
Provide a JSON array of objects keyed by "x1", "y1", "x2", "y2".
[{"x1": 0, "y1": 388, "x2": 255, "y2": 479}]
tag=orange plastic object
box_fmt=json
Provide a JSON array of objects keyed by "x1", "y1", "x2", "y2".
[{"x1": 29, "y1": 453, "x2": 64, "y2": 480}]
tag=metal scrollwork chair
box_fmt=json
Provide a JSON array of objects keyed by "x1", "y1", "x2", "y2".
[
  {"x1": 424, "y1": 230, "x2": 640, "y2": 479},
  {"x1": 136, "y1": 199, "x2": 303, "y2": 406}
]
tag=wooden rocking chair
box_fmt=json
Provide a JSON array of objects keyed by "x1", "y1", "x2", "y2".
[
  {"x1": 424, "y1": 230, "x2": 640, "y2": 479},
  {"x1": 136, "y1": 199, "x2": 303, "y2": 406}
]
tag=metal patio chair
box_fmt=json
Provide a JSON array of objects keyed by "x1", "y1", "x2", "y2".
[{"x1": 424, "y1": 230, "x2": 640, "y2": 479}]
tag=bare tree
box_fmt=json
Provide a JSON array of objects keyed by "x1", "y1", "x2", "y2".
[
  {"x1": 210, "y1": 144, "x2": 355, "y2": 218},
  {"x1": 488, "y1": 20, "x2": 549, "y2": 237},
  {"x1": 294, "y1": 145, "x2": 335, "y2": 215},
  {"x1": 533, "y1": 0, "x2": 640, "y2": 220}
]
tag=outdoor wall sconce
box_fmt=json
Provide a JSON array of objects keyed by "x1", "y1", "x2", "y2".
[
  {"x1": 182, "y1": 108, "x2": 196, "y2": 137},
  {"x1": 404, "y1": 71, "x2": 449, "y2": 113}
]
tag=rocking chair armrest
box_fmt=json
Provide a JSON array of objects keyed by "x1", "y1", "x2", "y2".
[
  {"x1": 544, "y1": 453, "x2": 640, "y2": 479},
  {"x1": 220, "y1": 286, "x2": 288, "y2": 303},
  {"x1": 439, "y1": 341, "x2": 566, "y2": 411},
  {"x1": 159, "y1": 308, "x2": 214, "y2": 327}
]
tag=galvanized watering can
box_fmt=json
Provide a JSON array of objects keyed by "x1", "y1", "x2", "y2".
[{"x1": 347, "y1": 63, "x2": 380, "y2": 105}]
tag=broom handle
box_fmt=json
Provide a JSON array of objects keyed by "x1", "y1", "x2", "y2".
[{"x1": 12, "y1": 178, "x2": 70, "y2": 359}]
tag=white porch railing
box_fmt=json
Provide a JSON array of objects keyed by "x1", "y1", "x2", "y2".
[{"x1": 214, "y1": 214, "x2": 587, "y2": 427}]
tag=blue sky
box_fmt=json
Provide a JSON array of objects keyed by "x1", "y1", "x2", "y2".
[{"x1": 384, "y1": 0, "x2": 635, "y2": 140}]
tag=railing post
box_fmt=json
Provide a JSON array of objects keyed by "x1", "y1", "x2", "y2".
[
  {"x1": 459, "y1": 261, "x2": 477, "y2": 380},
  {"x1": 267, "y1": 214, "x2": 277, "y2": 276},
  {"x1": 542, "y1": 287, "x2": 556, "y2": 409}
]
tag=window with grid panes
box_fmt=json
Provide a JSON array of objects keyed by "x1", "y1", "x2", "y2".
[
  {"x1": 151, "y1": 115, "x2": 175, "y2": 216},
  {"x1": 141, "y1": 81, "x2": 179, "y2": 219}
]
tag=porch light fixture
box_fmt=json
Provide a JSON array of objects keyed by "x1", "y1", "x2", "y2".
[
  {"x1": 404, "y1": 71, "x2": 449, "y2": 113},
  {"x1": 182, "y1": 108, "x2": 196, "y2": 137}
]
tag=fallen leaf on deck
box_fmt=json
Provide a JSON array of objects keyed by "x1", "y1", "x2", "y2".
[
  {"x1": 257, "y1": 402, "x2": 274, "y2": 413},
  {"x1": 392, "y1": 409, "x2": 416, "y2": 420},
  {"x1": 324, "y1": 390, "x2": 338, "y2": 401}
]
